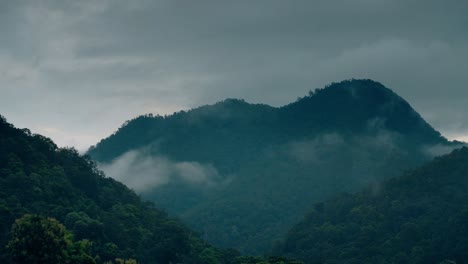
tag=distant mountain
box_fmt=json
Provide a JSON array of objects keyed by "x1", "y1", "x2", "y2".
[
  {"x1": 0, "y1": 115, "x2": 246, "y2": 263},
  {"x1": 275, "y1": 147, "x2": 468, "y2": 263},
  {"x1": 87, "y1": 79, "x2": 461, "y2": 253}
]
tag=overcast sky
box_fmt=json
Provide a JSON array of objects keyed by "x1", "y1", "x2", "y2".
[{"x1": 1, "y1": 0, "x2": 467, "y2": 151}]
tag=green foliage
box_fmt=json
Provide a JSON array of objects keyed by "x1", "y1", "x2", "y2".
[
  {"x1": 6, "y1": 214, "x2": 95, "y2": 264},
  {"x1": 275, "y1": 147, "x2": 468, "y2": 264},
  {"x1": 87, "y1": 80, "x2": 458, "y2": 253}
]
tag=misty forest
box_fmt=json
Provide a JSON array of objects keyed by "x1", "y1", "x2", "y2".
[
  {"x1": 2, "y1": 1, "x2": 468, "y2": 263},
  {"x1": 2, "y1": 79, "x2": 468, "y2": 264}
]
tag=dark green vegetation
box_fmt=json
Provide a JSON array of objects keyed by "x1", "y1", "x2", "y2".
[
  {"x1": 88, "y1": 79, "x2": 461, "y2": 253},
  {"x1": 6, "y1": 214, "x2": 95, "y2": 264},
  {"x1": 0, "y1": 115, "x2": 304, "y2": 263},
  {"x1": 275, "y1": 147, "x2": 468, "y2": 264}
]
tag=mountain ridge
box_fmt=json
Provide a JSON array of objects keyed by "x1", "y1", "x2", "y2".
[
  {"x1": 86, "y1": 79, "x2": 461, "y2": 253},
  {"x1": 88, "y1": 79, "x2": 448, "y2": 163}
]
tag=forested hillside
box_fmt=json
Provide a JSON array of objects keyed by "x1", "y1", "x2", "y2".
[
  {"x1": 275, "y1": 147, "x2": 468, "y2": 264},
  {"x1": 88, "y1": 79, "x2": 460, "y2": 253},
  {"x1": 0, "y1": 115, "x2": 303, "y2": 263}
]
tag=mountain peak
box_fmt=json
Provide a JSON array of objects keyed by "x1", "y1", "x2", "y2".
[
  {"x1": 283, "y1": 79, "x2": 443, "y2": 143},
  {"x1": 296, "y1": 79, "x2": 399, "y2": 106},
  {"x1": 315, "y1": 78, "x2": 388, "y2": 91},
  {"x1": 313, "y1": 79, "x2": 401, "y2": 105}
]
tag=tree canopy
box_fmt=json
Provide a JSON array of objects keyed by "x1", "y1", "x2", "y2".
[{"x1": 6, "y1": 214, "x2": 95, "y2": 264}]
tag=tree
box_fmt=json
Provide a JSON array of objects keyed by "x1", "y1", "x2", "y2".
[{"x1": 6, "y1": 214, "x2": 95, "y2": 264}]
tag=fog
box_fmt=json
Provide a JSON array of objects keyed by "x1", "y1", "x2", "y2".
[{"x1": 99, "y1": 148, "x2": 221, "y2": 192}]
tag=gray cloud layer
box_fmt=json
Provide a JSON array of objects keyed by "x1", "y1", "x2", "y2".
[{"x1": 1, "y1": 0, "x2": 467, "y2": 149}]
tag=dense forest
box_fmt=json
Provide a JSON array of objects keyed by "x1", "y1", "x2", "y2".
[
  {"x1": 2, "y1": 80, "x2": 467, "y2": 263},
  {"x1": 87, "y1": 79, "x2": 461, "y2": 253},
  {"x1": 0, "y1": 115, "x2": 302, "y2": 263},
  {"x1": 2, "y1": 0, "x2": 464, "y2": 262},
  {"x1": 275, "y1": 147, "x2": 468, "y2": 264}
]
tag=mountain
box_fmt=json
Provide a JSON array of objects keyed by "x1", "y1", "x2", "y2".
[
  {"x1": 0, "y1": 115, "x2": 250, "y2": 263},
  {"x1": 275, "y1": 147, "x2": 468, "y2": 264},
  {"x1": 87, "y1": 79, "x2": 460, "y2": 253}
]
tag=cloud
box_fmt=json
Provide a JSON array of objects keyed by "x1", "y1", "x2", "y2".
[
  {"x1": 174, "y1": 162, "x2": 219, "y2": 184},
  {"x1": 98, "y1": 148, "x2": 221, "y2": 192},
  {"x1": 1, "y1": 0, "x2": 468, "y2": 149},
  {"x1": 423, "y1": 143, "x2": 467, "y2": 157},
  {"x1": 289, "y1": 133, "x2": 345, "y2": 163}
]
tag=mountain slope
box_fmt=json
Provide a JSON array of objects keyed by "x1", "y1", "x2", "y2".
[
  {"x1": 275, "y1": 147, "x2": 468, "y2": 264},
  {"x1": 0, "y1": 115, "x2": 243, "y2": 263},
  {"x1": 87, "y1": 79, "x2": 460, "y2": 253}
]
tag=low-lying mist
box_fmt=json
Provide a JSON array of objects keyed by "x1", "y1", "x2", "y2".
[{"x1": 99, "y1": 148, "x2": 222, "y2": 192}]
